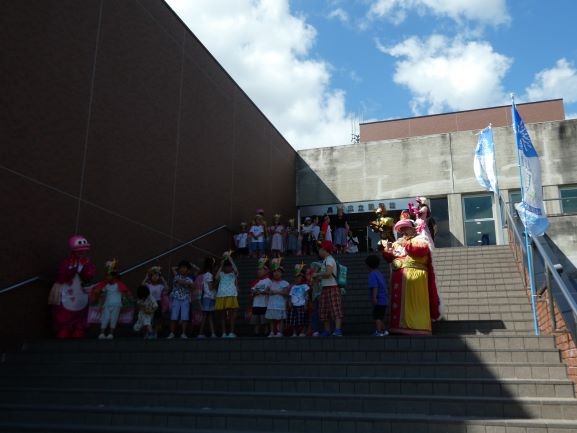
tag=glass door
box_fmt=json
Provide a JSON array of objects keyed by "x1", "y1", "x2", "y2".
[{"x1": 463, "y1": 194, "x2": 496, "y2": 246}]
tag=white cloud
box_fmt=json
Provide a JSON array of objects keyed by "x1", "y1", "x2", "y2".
[
  {"x1": 526, "y1": 58, "x2": 577, "y2": 104},
  {"x1": 367, "y1": 0, "x2": 510, "y2": 26},
  {"x1": 165, "y1": 0, "x2": 351, "y2": 150},
  {"x1": 380, "y1": 35, "x2": 512, "y2": 114},
  {"x1": 328, "y1": 8, "x2": 349, "y2": 23},
  {"x1": 567, "y1": 112, "x2": 577, "y2": 120}
]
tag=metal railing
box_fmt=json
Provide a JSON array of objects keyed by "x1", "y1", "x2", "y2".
[
  {"x1": 499, "y1": 194, "x2": 577, "y2": 339},
  {"x1": 0, "y1": 225, "x2": 230, "y2": 295}
]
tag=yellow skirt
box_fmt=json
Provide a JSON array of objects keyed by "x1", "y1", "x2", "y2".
[{"x1": 215, "y1": 296, "x2": 239, "y2": 310}]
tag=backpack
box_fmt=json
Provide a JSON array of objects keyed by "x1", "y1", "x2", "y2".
[
  {"x1": 336, "y1": 262, "x2": 348, "y2": 295},
  {"x1": 323, "y1": 257, "x2": 347, "y2": 295}
]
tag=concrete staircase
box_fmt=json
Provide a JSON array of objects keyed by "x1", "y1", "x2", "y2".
[{"x1": 1, "y1": 246, "x2": 577, "y2": 432}]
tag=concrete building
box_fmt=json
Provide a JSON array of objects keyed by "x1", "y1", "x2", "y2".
[{"x1": 297, "y1": 100, "x2": 577, "y2": 268}]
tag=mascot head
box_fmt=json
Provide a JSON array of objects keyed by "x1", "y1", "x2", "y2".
[{"x1": 68, "y1": 235, "x2": 91, "y2": 253}]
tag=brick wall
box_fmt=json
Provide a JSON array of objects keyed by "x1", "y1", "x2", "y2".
[{"x1": 509, "y1": 230, "x2": 577, "y2": 392}]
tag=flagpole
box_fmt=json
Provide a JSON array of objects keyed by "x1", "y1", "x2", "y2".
[
  {"x1": 489, "y1": 124, "x2": 506, "y2": 245},
  {"x1": 511, "y1": 94, "x2": 540, "y2": 336}
]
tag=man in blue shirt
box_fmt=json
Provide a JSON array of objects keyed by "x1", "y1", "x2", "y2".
[{"x1": 365, "y1": 255, "x2": 389, "y2": 337}]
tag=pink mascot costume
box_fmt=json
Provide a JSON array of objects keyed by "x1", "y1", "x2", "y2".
[{"x1": 48, "y1": 235, "x2": 96, "y2": 338}]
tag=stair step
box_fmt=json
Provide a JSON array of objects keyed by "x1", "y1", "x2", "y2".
[
  {"x1": 0, "y1": 376, "x2": 573, "y2": 398},
  {"x1": 3, "y1": 389, "x2": 577, "y2": 419},
  {"x1": 2, "y1": 404, "x2": 577, "y2": 432},
  {"x1": 0, "y1": 361, "x2": 568, "y2": 380}
]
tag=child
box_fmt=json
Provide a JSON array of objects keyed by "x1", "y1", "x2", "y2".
[
  {"x1": 301, "y1": 217, "x2": 314, "y2": 256},
  {"x1": 92, "y1": 259, "x2": 133, "y2": 340},
  {"x1": 167, "y1": 260, "x2": 194, "y2": 339},
  {"x1": 306, "y1": 261, "x2": 323, "y2": 337},
  {"x1": 198, "y1": 257, "x2": 217, "y2": 338},
  {"x1": 346, "y1": 230, "x2": 360, "y2": 254},
  {"x1": 285, "y1": 218, "x2": 299, "y2": 256},
  {"x1": 133, "y1": 285, "x2": 158, "y2": 339},
  {"x1": 142, "y1": 266, "x2": 168, "y2": 337},
  {"x1": 215, "y1": 252, "x2": 239, "y2": 338},
  {"x1": 333, "y1": 206, "x2": 349, "y2": 254},
  {"x1": 234, "y1": 222, "x2": 249, "y2": 255},
  {"x1": 311, "y1": 216, "x2": 320, "y2": 255},
  {"x1": 365, "y1": 254, "x2": 389, "y2": 337},
  {"x1": 250, "y1": 257, "x2": 271, "y2": 336},
  {"x1": 319, "y1": 214, "x2": 332, "y2": 242},
  {"x1": 269, "y1": 214, "x2": 285, "y2": 257},
  {"x1": 288, "y1": 264, "x2": 310, "y2": 337},
  {"x1": 249, "y1": 216, "x2": 266, "y2": 258},
  {"x1": 265, "y1": 259, "x2": 289, "y2": 337}
]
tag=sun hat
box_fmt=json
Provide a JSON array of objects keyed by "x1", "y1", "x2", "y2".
[{"x1": 394, "y1": 219, "x2": 415, "y2": 233}]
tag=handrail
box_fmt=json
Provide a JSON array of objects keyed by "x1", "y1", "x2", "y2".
[
  {"x1": 0, "y1": 225, "x2": 230, "y2": 294},
  {"x1": 533, "y1": 235, "x2": 577, "y2": 315},
  {"x1": 500, "y1": 193, "x2": 577, "y2": 336},
  {"x1": 119, "y1": 224, "x2": 229, "y2": 276},
  {"x1": 0, "y1": 276, "x2": 41, "y2": 295}
]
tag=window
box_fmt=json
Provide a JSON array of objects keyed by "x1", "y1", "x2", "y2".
[
  {"x1": 509, "y1": 191, "x2": 522, "y2": 217},
  {"x1": 561, "y1": 187, "x2": 577, "y2": 214},
  {"x1": 463, "y1": 195, "x2": 496, "y2": 247}
]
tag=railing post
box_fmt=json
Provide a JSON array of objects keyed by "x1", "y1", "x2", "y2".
[{"x1": 544, "y1": 266, "x2": 558, "y2": 332}]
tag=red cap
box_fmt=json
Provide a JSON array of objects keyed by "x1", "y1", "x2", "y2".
[{"x1": 319, "y1": 240, "x2": 335, "y2": 253}]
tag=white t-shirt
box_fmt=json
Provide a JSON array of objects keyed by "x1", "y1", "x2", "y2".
[
  {"x1": 103, "y1": 283, "x2": 122, "y2": 307},
  {"x1": 267, "y1": 280, "x2": 289, "y2": 310},
  {"x1": 290, "y1": 284, "x2": 310, "y2": 307},
  {"x1": 251, "y1": 277, "x2": 271, "y2": 308},
  {"x1": 236, "y1": 233, "x2": 248, "y2": 248},
  {"x1": 312, "y1": 225, "x2": 320, "y2": 240},
  {"x1": 321, "y1": 256, "x2": 338, "y2": 287},
  {"x1": 146, "y1": 283, "x2": 164, "y2": 301},
  {"x1": 202, "y1": 272, "x2": 215, "y2": 300},
  {"x1": 249, "y1": 225, "x2": 265, "y2": 242}
]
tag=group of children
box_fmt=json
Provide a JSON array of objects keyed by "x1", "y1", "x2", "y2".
[
  {"x1": 89, "y1": 244, "x2": 390, "y2": 340},
  {"x1": 235, "y1": 208, "x2": 360, "y2": 259}
]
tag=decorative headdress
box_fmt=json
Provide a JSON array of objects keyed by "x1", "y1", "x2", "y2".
[
  {"x1": 68, "y1": 235, "x2": 91, "y2": 252},
  {"x1": 270, "y1": 257, "x2": 284, "y2": 272},
  {"x1": 416, "y1": 196, "x2": 428, "y2": 205},
  {"x1": 294, "y1": 262, "x2": 306, "y2": 277},
  {"x1": 240, "y1": 222, "x2": 247, "y2": 228},
  {"x1": 256, "y1": 208, "x2": 265, "y2": 215},
  {"x1": 258, "y1": 256, "x2": 269, "y2": 270},
  {"x1": 105, "y1": 258, "x2": 118, "y2": 275},
  {"x1": 147, "y1": 265, "x2": 162, "y2": 275},
  {"x1": 399, "y1": 210, "x2": 412, "y2": 220},
  {"x1": 288, "y1": 218, "x2": 295, "y2": 226},
  {"x1": 273, "y1": 213, "x2": 281, "y2": 221}
]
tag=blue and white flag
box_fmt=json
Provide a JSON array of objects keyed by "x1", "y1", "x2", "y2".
[
  {"x1": 512, "y1": 104, "x2": 549, "y2": 237},
  {"x1": 474, "y1": 126, "x2": 498, "y2": 192}
]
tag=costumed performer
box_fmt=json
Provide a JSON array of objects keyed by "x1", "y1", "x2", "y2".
[
  {"x1": 382, "y1": 220, "x2": 442, "y2": 336},
  {"x1": 48, "y1": 235, "x2": 96, "y2": 338}
]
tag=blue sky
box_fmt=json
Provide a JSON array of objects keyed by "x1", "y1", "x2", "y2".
[{"x1": 166, "y1": 0, "x2": 577, "y2": 149}]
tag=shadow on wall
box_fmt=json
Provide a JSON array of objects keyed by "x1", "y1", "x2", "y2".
[{"x1": 295, "y1": 155, "x2": 340, "y2": 207}]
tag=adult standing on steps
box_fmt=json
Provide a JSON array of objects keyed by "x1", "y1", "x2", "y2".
[
  {"x1": 314, "y1": 240, "x2": 343, "y2": 337},
  {"x1": 382, "y1": 220, "x2": 441, "y2": 336}
]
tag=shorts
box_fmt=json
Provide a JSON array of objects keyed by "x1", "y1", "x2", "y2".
[
  {"x1": 319, "y1": 286, "x2": 343, "y2": 322},
  {"x1": 216, "y1": 296, "x2": 239, "y2": 310},
  {"x1": 250, "y1": 241, "x2": 265, "y2": 254},
  {"x1": 373, "y1": 305, "x2": 387, "y2": 321},
  {"x1": 250, "y1": 306, "x2": 268, "y2": 325},
  {"x1": 288, "y1": 306, "x2": 307, "y2": 326},
  {"x1": 133, "y1": 311, "x2": 153, "y2": 332},
  {"x1": 170, "y1": 299, "x2": 190, "y2": 321},
  {"x1": 265, "y1": 308, "x2": 287, "y2": 321},
  {"x1": 201, "y1": 298, "x2": 216, "y2": 312}
]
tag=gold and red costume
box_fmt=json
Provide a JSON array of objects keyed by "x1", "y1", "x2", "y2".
[{"x1": 383, "y1": 235, "x2": 441, "y2": 336}]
